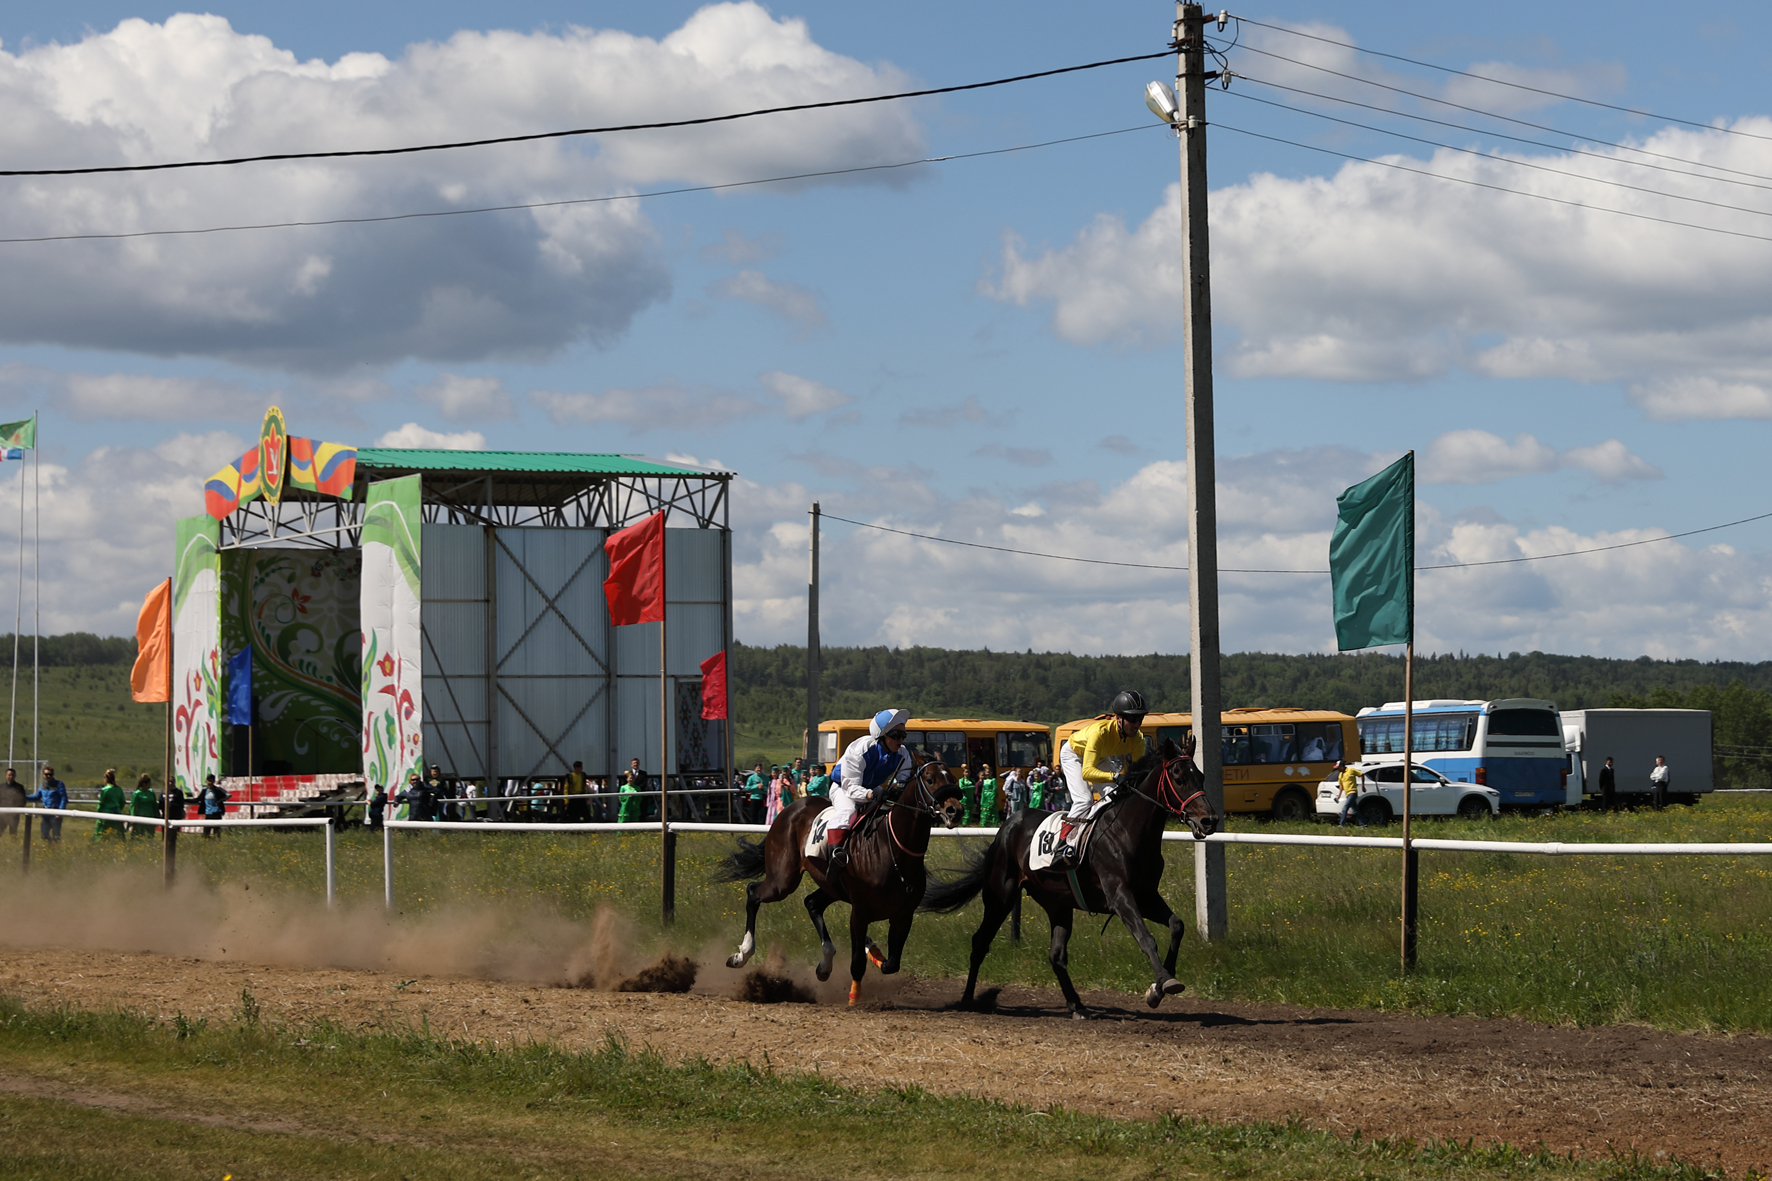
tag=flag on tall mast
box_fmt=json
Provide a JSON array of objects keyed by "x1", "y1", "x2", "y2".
[{"x1": 0, "y1": 415, "x2": 36, "y2": 772}]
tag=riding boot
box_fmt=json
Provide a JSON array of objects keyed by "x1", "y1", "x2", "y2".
[{"x1": 827, "y1": 831, "x2": 851, "y2": 873}]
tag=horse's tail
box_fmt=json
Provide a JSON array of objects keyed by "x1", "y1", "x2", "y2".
[
  {"x1": 919, "y1": 833, "x2": 999, "y2": 913},
  {"x1": 713, "y1": 837, "x2": 768, "y2": 883}
]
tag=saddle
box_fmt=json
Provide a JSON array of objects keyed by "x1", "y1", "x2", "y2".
[{"x1": 1028, "y1": 809, "x2": 1101, "y2": 873}]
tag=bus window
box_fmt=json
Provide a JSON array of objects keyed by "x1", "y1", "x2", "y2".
[
  {"x1": 1488, "y1": 708, "x2": 1560, "y2": 737},
  {"x1": 819, "y1": 731, "x2": 840, "y2": 762},
  {"x1": 1359, "y1": 713, "x2": 1476, "y2": 755},
  {"x1": 1000, "y1": 730, "x2": 1051, "y2": 769},
  {"x1": 911, "y1": 731, "x2": 966, "y2": 767},
  {"x1": 1250, "y1": 724, "x2": 1296, "y2": 764},
  {"x1": 1154, "y1": 725, "x2": 1192, "y2": 747},
  {"x1": 1221, "y1": 726, "x2": 1252, "y2": 765},
  {"x1": 1294, "y1": 722, "x2": 1343, "y2": 762}
]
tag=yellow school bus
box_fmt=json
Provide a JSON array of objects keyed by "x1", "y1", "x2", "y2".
[
  {"x1": 815, "y1": 718, "x2": 1053, "y2": 774},
  {"x1": 1053, "y1": 707, "x2": 1356, "y2": 820}
]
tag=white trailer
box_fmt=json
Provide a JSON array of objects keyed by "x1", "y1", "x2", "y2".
[{"x1": 1561, "y1": 709, "x2": 1713, "y2": 805}]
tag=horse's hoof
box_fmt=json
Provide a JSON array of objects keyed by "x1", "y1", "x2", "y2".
[
  {"x1": 816, "y1": 955, "x2": 834, "y2": 983},
  {"x1": 1144, "y1": 983, "x2": 1164, "y2": 1008},
  {"x1": 1162, "y1": 977, "x2": 1187, "y2": 997},
  {"x1": 1070, "y1": 1008, "x2": 1090, "y2": 1022},
  {"x1": 725, "y1": 952, "x2": 749, "y2": 969}
]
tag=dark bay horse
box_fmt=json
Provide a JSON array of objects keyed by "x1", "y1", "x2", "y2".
[
  {"x1": 922, "y1": 736, "x2": 1217, "y2": 1018},
  {"x1": 718, "y1": 752, "x2": 962, "y2": 1004}
]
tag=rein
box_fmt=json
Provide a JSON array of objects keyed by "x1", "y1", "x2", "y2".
[
  {"x1": 882, "y1": 758, "x2": 951, "y2": 859},
  {"x1": 1125, "y1": 754, "x2": 1207, "y2": 817}
]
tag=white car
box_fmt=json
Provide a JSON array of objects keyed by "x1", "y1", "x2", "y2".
[{"x1": 1315, "y1": 761, "x2": 1500, "y2": 824}]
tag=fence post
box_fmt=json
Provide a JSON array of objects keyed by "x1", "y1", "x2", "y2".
[
  {"x1": 21, "y1": 812, "x2": 31, "y2": 874},
  {"x1": 324, "y1": 819, "x2": 336, "y2": 908},
  {"x1": 382, "y1": 818, "x2": 393, "y2": 910},
  {"x1": 662, "y1": 826, "x2": 677, "y2": 922}
]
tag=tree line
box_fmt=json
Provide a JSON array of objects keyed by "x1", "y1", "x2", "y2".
[{"x1": 732, "y1": 643, "x2": 1772, "y2": 785}]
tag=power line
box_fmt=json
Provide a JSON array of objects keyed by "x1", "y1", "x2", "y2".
[
  {"x1": 1228, "y1": 43, "x2": 1772, "y2": 187},
  {"x1": 1213, "y1": 120, "x2": 1772, "y2": 247},
  {"x1": 1220, "y1": 87, "x2": 1772, "y2": 222},
  {"x1": 823, "y1": 507, "x2": 1772, "y2": 576},
  {"x1": 0, "y1": 124, "x2": 1160, "y2": 246},
  {"x1": 1227, "y1": 13, "x2": 1772, "y2": 145},
  {"x1": 1233, "y1": 72, "x2": 1772, "y2": 194},
  {"x1": 0, "y1": 51, "x2": 1170, "y2": 178}
]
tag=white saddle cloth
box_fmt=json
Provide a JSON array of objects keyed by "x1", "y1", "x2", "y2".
[{"x1": 803, "y1": 806, "x2": 836, "y2": 858}]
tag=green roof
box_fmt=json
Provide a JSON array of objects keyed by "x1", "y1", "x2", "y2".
[{"x1": 353, "y1": 449, "x2": 721, "y2": 477}]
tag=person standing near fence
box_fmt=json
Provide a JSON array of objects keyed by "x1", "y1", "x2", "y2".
[
  {"x1": 978, "y1": 764, "x2": 1000, "y2": 827},
  {"x1": 617, "y1": 771, "x2": 642, "y2": 823},
  {"x1": 94, "y1": 769, "x2": 127, "y2": 840},
  {"x1": 128, "y1": 774, "x2": 158, "y2": 838},
  {"x1": 163, "y1": 776, "x2": 187, "y2": 851},
  {"x1": 1598, "y1": 756, "x2": 1617, "y2": 812},
  {"x1": 805, "y1": 763, "x2": 831, "y2": 800},
  {"x1": 198, "y1": 774, "x2": 229, "y2": 838},
  {"x1": 24, "y1": 766, "x2": 66, "y2": 841},
  {"x1": 743, "y1": 762, "x2": 765, "y2": 824},
  {"x1": 1027, "y1": 765, "x2": 1048, "y2": 811},
  {"x1": 1650, "y1": 755, "x2": 1671, "y2": 809},
  {"x1": 958, "y1": 765, "x2": 978, "y2": 827},
  {"x1": 0, "y1": 767, "x2": 23, "y2": 837},
  {"x1": 1334, "y1": 760, "x2": 1364, "y2": 827},
  {"x1": 366, "y1": 783, "x2": 387, "y2": 830},
  {"x1": 565, "y1": 761, "x2": 589, "y2": 822},
  {"x1": 1002, "y1": 767, "x2": 1027, "y2": 818}
]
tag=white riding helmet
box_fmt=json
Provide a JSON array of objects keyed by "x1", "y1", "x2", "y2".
[{"x1": 870, "y1": 708, "x2": 910, "y2": 738}]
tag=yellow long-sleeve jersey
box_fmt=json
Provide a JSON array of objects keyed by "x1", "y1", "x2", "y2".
[{"x1": 1067, "y1": 715, "x2": 1148, "y2": 784}]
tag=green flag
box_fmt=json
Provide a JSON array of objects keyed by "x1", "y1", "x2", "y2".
[
  {"x1": 0, "y1": 418, "x2": 35, "y2": 450},
  {"x1": 1330, "y1": 451, "x2": 1414, "y2": 651}
]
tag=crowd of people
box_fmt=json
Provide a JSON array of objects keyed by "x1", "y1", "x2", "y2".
[{"x1": 730, "y1": 754, "x2": 1071, "y2": 828}]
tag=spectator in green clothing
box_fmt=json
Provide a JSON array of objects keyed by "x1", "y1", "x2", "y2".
[
  {"x1": 805, "y1": 763, "x2": 832, "y2": 800},
  {"x1": 978, "y1": 764, "x2": 1000, "y2": 827},
  {"x1": 743, "y1": 761, "x2": 766, "y2": 825},
  {"x1": 128, "y1": 773, "x2": 159, "y2": 838},
  {"x1": 93, "y1": 769, "x2": 127, "y2": 839},
  {"x1": 617, "y1": 768, "x2": 643, "y2": 823},
  {"x1": 958, "y1": 765, "x2": 978, "y2": 826},
  {"x1": 1028, "y1": 766, "x2": 1049, "y2": 811}
]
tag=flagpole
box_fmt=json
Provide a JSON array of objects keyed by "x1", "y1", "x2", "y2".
[
  {"x1": 8, "y1": 426, "x2": 21, "y2": 770},
  {"x1": 1401, "y1": 448, "x2": 1418, "y2": 974},
  {"x1": 659, "y1": 533, "x2": 673, "y2": 924},
  {"x1": 32, "y1": 411, "x2": 40, "y2": 781}
]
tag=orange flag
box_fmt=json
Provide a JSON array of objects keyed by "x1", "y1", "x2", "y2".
[
  {"x1": 131, "y1": 578, "x2": 172, "y2": 703},
  {"x1": 603, "y1": 511, "x2": 666, "y2": 626}
]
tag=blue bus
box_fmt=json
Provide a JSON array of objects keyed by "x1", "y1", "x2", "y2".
[{"x1": 1356, "y1": 698, "x2": 1567, "y2": 808}]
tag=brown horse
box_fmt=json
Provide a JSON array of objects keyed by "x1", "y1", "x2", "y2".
[
  {"x1": 718, "y1": 752, "x2": 962, "y2": 1003},
  {"x1": 922, "y1": 736, "x2": 1217, "y2": 1018}
]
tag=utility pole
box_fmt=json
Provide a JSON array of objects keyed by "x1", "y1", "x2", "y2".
[
  {"x1": 806, "y1": 503, "x2": 821, "y2": 764},
  {"x1": 1175, "y1": 2, "x2": 1227, "y2": 941}
]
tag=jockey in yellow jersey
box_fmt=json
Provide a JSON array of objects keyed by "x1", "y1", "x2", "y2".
[{"x1": 1056, "y1": 690, "x2": 1149, "y2": 850}]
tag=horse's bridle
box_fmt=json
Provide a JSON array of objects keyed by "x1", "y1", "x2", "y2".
[
  {"x1": 882, "y1": 756, "x2": 953, "y2": 859},
  {"x1": 1139, "y1": 753, "x2": 1208, "y2": 818}
]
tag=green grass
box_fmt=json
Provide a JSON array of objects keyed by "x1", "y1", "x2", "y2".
[
  {"x1": 0, "y1": 663, "x2": 166, "y2": 785},
  {"x1": 18, "y1": 793, "x2": 1772, "y2": 1034},
  {"x1": 0, "y1": 993, "x2": 1746, "y2": 1181}
]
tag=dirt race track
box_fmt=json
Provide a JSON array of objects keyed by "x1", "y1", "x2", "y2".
[{"x1": 2, "y1": 948, "x2": 1769, "y2": 1175}]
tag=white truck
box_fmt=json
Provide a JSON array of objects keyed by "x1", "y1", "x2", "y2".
[{"x1": 1560, "y1": 709, "x2": 1713, "y2": 806}]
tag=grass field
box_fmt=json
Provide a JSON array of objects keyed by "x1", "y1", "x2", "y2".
[
  {"x1": 0, "y1": 994, "x2": 1737, "y2": 1181},
  {"x1": 14, "y1": 792, "x2": 1772, "y2": 1034},
  {"x1": 0, "y1": 663, "x2": 166, "y2": 786}
]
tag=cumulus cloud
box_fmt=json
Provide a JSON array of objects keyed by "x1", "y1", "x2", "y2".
[
  {"x1": 1422, "y1": 429, "x2": 1659, "y2": 484},
  {"x1": 700, "y1": 228, "x2": 783, "y2": 264},
  {"x1": 973, "y1": 443, "x2": 1054, "y2": 467},
  {"x1": 0, "y1": 364, "x2": 271, "y2": 422},
  {"x1": 727, "y1": 443, "x2": 1772, "y2": 660},
  {"x1": 983, "y1": 33, "x2": 1772, "y2": 417},
  {"x1": 417, "y1": 373, "x2": 515, "y2": 422},
  {"x1": 758, "y1": 370, "x2": 850, "y2": 418},
  {"x1": 0, "y1": 5, "x2": 922, "y2": 370},
  {"x1": 374, "y1": 422, "x2": 485, "y2": 449},
  {"x1": 532, "y1": 384, "x2": 764, "y2": 432},
  {"x1": 709, "y1": 270, "x2": 828, "y2": 333}
]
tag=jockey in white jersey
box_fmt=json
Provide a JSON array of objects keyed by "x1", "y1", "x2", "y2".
[{"x1": 825, "y1": 708, "x2": 915, "y2": 871}]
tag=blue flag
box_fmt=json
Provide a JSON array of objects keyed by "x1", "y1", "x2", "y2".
[{"x1": 226, "y1": 644, "x2": 253, "y2": 725}]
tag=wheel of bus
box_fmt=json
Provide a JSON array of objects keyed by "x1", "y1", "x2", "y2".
[
  {"x1": 1269, "y1": 787, "x2": 1311, "y2": 823},
  {"x1": 1456, "y1": 794, "x2": 1491, "y2": 821},
  {"x1": 1356, "y1": 795, "x2": 1392, "y2": 827}
]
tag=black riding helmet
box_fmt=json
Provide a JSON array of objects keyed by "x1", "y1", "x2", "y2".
[{"x1": 1110, "y1": 689, "x2": 1148, "y2": 726}]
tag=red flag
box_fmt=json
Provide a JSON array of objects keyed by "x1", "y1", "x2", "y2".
[
  {"x1": 131, "y1": 578, "x2": 172, "y2": 703},
  {"x1": 700, "y1": 650, "x2": 728, "y2": 720},
  {"x1": 603, "y1": 511, "x2": 665, "y2": 625}
]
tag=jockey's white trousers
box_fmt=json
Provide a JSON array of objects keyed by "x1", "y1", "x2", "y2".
[
  {"x1": 1058, "y1": 741, "x2": 1121, "y2": 821},
  {"x1": 824, "y1": 783, "x2": 873, "y2": 833}
]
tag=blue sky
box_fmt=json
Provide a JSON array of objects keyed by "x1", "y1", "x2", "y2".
[{"x1": 1, "y1": 1, "x2": 1769, "y2": 658}]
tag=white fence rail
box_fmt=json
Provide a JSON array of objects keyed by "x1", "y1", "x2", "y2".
[{"x1": 1, "y1": 806, "x2": 338, "y2": 905}]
